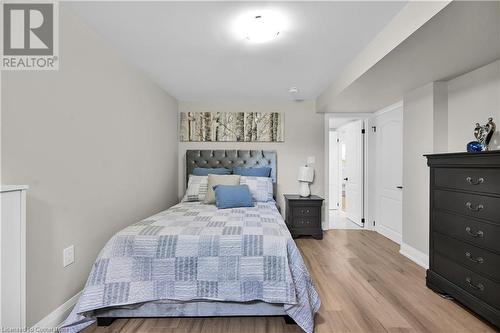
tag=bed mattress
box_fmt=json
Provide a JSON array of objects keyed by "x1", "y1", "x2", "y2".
[{"x1": 60, "y1": 201, "x2": 320, "y2": 333}]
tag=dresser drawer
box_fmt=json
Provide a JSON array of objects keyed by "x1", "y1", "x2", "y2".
[
  {"x1": 292, "y1": 206, "x2": 320, "y2": 217},
  {"x1": 434, "y1": 168, "x2": 500, "y2": 194},
  {"x1": 293, "y1": 216, "x2": 319, "y2": 228},
  {"x1": 433, "y1": 211, "x2": 500, "y2": 253},
  {"x1": 434, "y1": 254, "x2": 500, "y2": 309},
  {"x1": 434, "y1": 190, "x2": 500, "y2": 224},
  {"x1": 433, "y1": 232, "x2": 500, "y2": 282}
]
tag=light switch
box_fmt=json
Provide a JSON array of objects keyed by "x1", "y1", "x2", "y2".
[{"x1": 63, "y1": 245, "x2": 74, "y2": 267}]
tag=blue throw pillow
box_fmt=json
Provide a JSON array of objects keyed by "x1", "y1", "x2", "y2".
[
  {"x1": 213, "y1": 185, "x2": 253, "y2": 209},
  {"x1": 233, "y1": 167, "x2": 271, "y2": 177},
  {"x1": 192, "y1": 167, "x2": 231, "y2": 176}
]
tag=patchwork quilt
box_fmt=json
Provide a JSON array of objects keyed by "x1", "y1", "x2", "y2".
[{"x1": 60, "y1": 202, "x2": 320, "y2": 333}]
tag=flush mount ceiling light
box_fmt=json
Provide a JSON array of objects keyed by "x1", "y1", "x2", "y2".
[{"x1": 234, "y1": 10, "x2": 286, "y2": 43}]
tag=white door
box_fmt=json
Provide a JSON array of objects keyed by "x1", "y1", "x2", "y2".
[
  {"x1": 375, "y1": 106, "x2": 403, "y2": 243},
  {"x1": 338, "y1": 120, "x2": 364, "y2": 226}
]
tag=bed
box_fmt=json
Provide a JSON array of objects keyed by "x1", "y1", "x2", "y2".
[{"x1": 60, "y1": 150, "x2": 320, "y2": 333}]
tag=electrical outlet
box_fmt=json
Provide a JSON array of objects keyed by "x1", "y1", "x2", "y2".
[
  {"x1": 63, "y1": 245, "x2": 74, "y2": 267},
  {"x1": 307, "y1": 156, "x2": 316, "y2": 165}
]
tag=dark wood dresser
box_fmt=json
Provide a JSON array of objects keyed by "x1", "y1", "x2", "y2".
[
  {"x1": 426, "y1": 151, "x2": 500, "y2": 328},
  {"x1": 284, "y1": 194, "x2": 324, "y2": 239}
]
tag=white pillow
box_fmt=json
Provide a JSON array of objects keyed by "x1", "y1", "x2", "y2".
[
  {"x1": 240, "y1": 176, "x2": 273, "y2": 202},
  {"x1": 183, "y1": 175, "x2": 208, "y2": 202}
]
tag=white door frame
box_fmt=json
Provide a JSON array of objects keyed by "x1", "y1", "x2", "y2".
[
  {"x1": 372, "y1": 101, "x2": 404, "y2": 243},
  {"x1": 328, "y1": 130, "x2": 340, "y2": 211},
  {"x1": 324, "y1": 113, "x2": 373, "y2": 230}
]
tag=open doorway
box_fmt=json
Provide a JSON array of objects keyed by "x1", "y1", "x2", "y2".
[
  {"x1": 324, "y1": 104, "x2": 403, "y2": 239},
  {"x1": 327, "y1": 117, "x2": 366, "y2": 229}
]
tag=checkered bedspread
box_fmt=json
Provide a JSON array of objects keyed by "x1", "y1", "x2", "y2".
[{"x1": 60, "y1": 202, "x2": 320, "y2": 333}]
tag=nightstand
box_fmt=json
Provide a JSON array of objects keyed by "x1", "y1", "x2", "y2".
[{"x1": 284, "y1": 194, "x2": 324, "y2": 239}]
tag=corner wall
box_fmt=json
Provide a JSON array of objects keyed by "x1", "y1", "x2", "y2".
[
  {"x1": 448, "y1": 60, "x2": 500, "y2": 151},
  {"x1": 402, "y1": 59, "x2": 500, "y2": 262},
  {"x1": 1, "y1": 5, "x2": 179, "y2": 325},
  {"x1": 402, "y1": 83, "x2": 437, "y2": 256}
]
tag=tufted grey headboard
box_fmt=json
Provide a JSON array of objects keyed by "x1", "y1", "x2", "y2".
[{"x1": 186, "y1": 150, "x2": 277, "y2": 185}]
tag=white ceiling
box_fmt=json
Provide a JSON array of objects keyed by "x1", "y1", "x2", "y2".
[
  {"x1": 67, "y1": 1, "x2": 407, "y2": 101},
  {"x1": 318, "y1": 1, "x2": 500, "y2": 112}
]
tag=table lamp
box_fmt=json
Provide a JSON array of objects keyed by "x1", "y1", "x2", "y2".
[{"x1": 298, "y1": 166, "x2": 314, "y2": 197}]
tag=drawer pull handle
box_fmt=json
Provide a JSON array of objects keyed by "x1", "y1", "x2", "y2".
[
  {"x1": 465, "y1": 277, "x2": 484, "y2": 291},
  {"x1": 466, "y1": 177, "x2": 484, "y2": 185},
  {"x1": 465, "y1": 226, "x2": 484, "y2": 238},
  {"x1": 466, "y1": 202, "x2": 484, "y2": 212},
  {"x1": 465, "y1": 252, "x2": 484, "y2": 264}
]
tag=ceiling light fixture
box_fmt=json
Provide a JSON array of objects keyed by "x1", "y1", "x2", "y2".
[{"x1": 234, "y1": 10, "x2": 286, "y2": 43}]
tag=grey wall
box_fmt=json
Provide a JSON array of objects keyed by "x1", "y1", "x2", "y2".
[
  {"x1": 177, "y1": 100, "x2": 325, "y2": 213},
  {"x1": 402, "y1": 83, "x2": 436, "y2": 255},
  {"x1": 448, "y1": 59, "x2": 500, "y2": 151},
  {"x1": 1, "y1": 5, "x2": 178, "y2": 325},
  {"x1": 402, "y1": 59, "x2": 500, "y2": 256}
]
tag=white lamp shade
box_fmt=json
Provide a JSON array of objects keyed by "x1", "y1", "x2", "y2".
[{"x1": 298, "y1": 166, "x2": 314, "y2": 182}]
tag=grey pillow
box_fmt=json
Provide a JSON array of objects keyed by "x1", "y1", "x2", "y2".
[{"x1": 204, "y1": 174, "x2": 241, "y2": 204}]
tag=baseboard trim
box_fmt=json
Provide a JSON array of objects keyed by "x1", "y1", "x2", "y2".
[
  {"x1": 31, "y1": 291, "x2": 82, "y2": 329},
  {"x1": 376, "y1": 224, "x2": 402, "y2": 245},
  {"x1": 322, "y1": 220, "x2": 331, "y2": 230},
  {"x1": 400, "y1": 243, "x2": 429, "y2": 269}
]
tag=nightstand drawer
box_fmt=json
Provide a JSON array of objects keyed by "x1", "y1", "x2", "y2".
[
  {"x1": 293, "y1": 217, "x2": 319, "y2": 228},
  {"x1": 292, "y1": 206, "x2": 319, "y2": 217},
  {"x1": 284, "y1": 194, "x2": 324, "y2": 240}
]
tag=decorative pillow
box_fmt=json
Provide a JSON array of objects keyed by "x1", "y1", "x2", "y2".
[
  {"x1": 182, "y1": 175, "x2": 208, "y2": 202},
  {"x1": 204, "y1": 174, "x2": 241, "y2": 204},
  {"x1": 213, "y1": 185, "x2": 253, "y2": 209},
  {"x1": 233, "y1": 167, "x2": 272, "y2": 177},
  {"x1": 192, "y1": 167, "x2": 231, "y2": 176},
  {"x1": 240, "y1": 176, "x2": 274, "y2": 202}
]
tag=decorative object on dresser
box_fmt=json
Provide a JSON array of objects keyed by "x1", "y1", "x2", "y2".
[
  {"x1": 470, "y1": 117, "x2": 496, "y2": 151},
  {"x1": 426, "y1": 151, "x2": 500, "y2": 328},
  {"x1": 284, "y1": 194, "x2": 323, "y2": 239},
  {"x1": 467, "y1": 141, "x2": 484, "y2": 153},
  {"x1": 0, "y1": 185, "x2": 28, "y2": 330},
  {"x1": 297, "y1": 166, "x2": 314, "y2": 197}
]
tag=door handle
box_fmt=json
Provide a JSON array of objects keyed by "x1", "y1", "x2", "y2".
[
  {"x1": 396, "y1": 186, "x2": 403, "y2": 189},
  {"x1": 343, "y1": 178, "x2": 348, "y2": 181}
]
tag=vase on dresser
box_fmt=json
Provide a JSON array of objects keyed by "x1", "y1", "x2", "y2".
[{"x1": 426, "y1": 151, "x2": 500, "y2": 328}]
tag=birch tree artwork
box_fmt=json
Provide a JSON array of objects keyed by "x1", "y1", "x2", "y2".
[{"x1": 179, "y1": 112, "x2": 284, "y2": 142}]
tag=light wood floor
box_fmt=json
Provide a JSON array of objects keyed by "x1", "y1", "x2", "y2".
[{"x1": 82, "y1": 230, "x2": 497, "y2": 333}]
